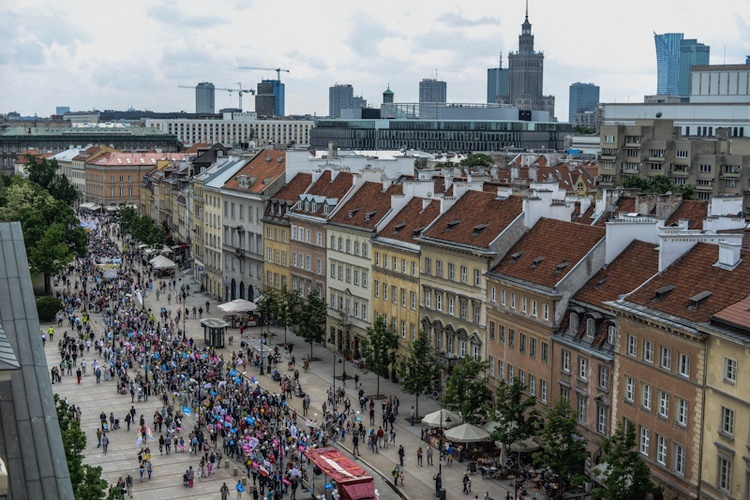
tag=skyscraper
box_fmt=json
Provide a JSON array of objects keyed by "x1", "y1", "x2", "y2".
[
  {"x1": 255, "y1": 81, "x2": 275, "y2": 117},
  {"x1": 678, "y1": 39, "x2": 710, "y2": 99},
  {"x1": 654, "y1": 33, "x2": 683, "y2": 96},
  {"x1": 568, "y1": 83, "x2": 600, "y2": 123},
  {"x1": 487, "y1": 55, "x2": 509, "y2": 104},
  {"x1": 196, "y1": 82, "x2": 215, "y2": 114},
  {"x1": 329, "y1": 84, "x2": 354, "y2": 118},
  {"x1": 506, "y1": 2, "x2": 555, "y2": 117},
  {"x1": 266, "y1": 79, "x2": 285, "y2": 116},
  {"x1": 419, "y1": 78, "x2": 447, "y2": 103}
]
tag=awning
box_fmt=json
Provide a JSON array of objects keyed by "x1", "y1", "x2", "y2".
[
  {"x1": 149, "y1": 255, "x2": 177, "y2": 269},
  {"x1": 340, "y1": 480, "x2": 377, "y2": 500}
]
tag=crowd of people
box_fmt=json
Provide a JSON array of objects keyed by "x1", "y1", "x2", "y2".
[{"x1": 52, "y1": 213, "x2": 404, "y2": 499}]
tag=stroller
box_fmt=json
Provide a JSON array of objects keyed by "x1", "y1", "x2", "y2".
[{"x1": 271, "y1": 369, "x2": 281, "y2": 382}]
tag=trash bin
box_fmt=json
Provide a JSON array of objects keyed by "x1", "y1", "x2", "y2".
[{"x1": 438, "y1": 488, "x2": 446, "y2": 500}]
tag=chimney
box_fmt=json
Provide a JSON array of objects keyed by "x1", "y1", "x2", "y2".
[
  {"x1": 328, "y1": 141, "x2": 338, "y2": 159},
  {"x1": 717, "y1": 241, "x2": 742, "y2": 269}
]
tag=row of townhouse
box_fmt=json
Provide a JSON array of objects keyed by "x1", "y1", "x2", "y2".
[{"x1": 166, "y1": 146, "x2": 750, "y2": 498}]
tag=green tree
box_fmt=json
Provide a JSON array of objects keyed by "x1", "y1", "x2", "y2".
[
  {"x1": 115, "y1": 206, "x2": 165, "y2": 249},
  {"x1": 295, "y1": 289, "x2": 327, "y2": 359},
  {"x1": 54, "y1": 394, "x2": 110, "y2": 499},
  {"x1": 459, "y1": 153, "x2": 493, "y2": 168},
  {"x1": 25, "y1": 156, "x2": 78, "y2": 205},
  {"x1": 591, "y1": 424, "x2": 658, "y2": 500},
  {"x1": 360, "y1": 315, "x2": 398, "y2": 397},
  {"x1": 490, "y1": 378, "x2": 540, "y2": 463},
  {"x1": 619, "y1": 174, "x2": 694, "y2": 199},
  {"x1": 441, "y1": 357, "x2": 492, "y2": 425},
  {"x1": 533, "y1": 398, "x2": 588, "y2": 497},
  {"x1": 397, "y1": 329, "x2": 440, "y2": 420},
  {"x1": 278, "y1": 286, "x2": 302, "y2": 344}
]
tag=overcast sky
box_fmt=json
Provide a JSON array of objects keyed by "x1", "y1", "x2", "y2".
[{"x1": 2, "y1": 0, "x2": 749, "y2": 121}]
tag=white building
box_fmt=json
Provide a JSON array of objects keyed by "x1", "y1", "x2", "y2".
[{"x1": 146, "y1": 112, "x2": 313, "y2": 148}]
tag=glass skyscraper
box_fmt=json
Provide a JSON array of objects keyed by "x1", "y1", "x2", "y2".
[
  {"x1": 654, "y1": 33, "x2": 684, "y2": 96},
  {"x1": 568, "y1": 83, "x2": 600, "y2": 123},
  {"x1": 678, "y1": 39, "x2": 710, "y2": 99}
]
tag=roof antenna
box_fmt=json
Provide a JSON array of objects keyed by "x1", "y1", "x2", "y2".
[{"x1": 525, "y1": 0, "x2": 529, "y2": 20}]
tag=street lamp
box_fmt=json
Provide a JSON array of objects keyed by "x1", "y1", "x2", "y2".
[
  {"x1": 260, "y1": 324, "x2": 268, "y2": 376},
  {"x1": 436, "y1": 411, "x2": 451, "y2": 499}
]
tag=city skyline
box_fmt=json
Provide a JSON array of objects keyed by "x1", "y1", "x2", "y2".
[{"x1": 1, "y1": 0, "x2": 748, "y2": 120}]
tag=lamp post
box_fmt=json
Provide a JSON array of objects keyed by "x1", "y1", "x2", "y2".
[
  {"x1": 436, "y1": 410, "x2": 451, "y2": 499},
  {"x1": 259, "y1": 327, "x2": 266, "y2": 376}
]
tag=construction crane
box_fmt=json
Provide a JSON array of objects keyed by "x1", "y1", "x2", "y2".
[
  {"x1": 238, "y1": 67, "x2": 290, "y2": 82},
  {"x1": 178, "y1": 82, "x2": 255, "y2": 111}
]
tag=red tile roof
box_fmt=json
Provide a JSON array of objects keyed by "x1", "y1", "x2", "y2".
[
  {"x1": 223, "y1": 150, "x2": 286, "y2": 194},
  {"x1": 574, "y1": 240, "x2": 660, "y2": 305},
  {"x1": 289, "y1": 170, "x2": 355, "y2": 217},
  {"x1": 626, "y1": 243, "x2": 750, "y2": 323},
  {"x1": 593, "y1": 196, "x2": 637, "y2": 226},
  {"x1": 491, "y1": 218, "x2": 605, "y2": 287},
  {"x1": 329, "y1": 181, "x2": 403, "y2": 231},
  {"x1": 377, "y1": 197, "x2": 441, "y2": 243},
  {"x1": 712, "y1": 295, "x2": 750, "y2": 331},
  {"x1": 422, "y1": 190, "x2": 523, "y2": 248},
  {"x1": 273, "y1": 173, "x2": 312, "y2": 203},
  {"x1": 664, "y1": 199, "x2": 708, "y2": 230}
]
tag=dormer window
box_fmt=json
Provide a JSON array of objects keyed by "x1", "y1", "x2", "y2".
[
  {"x1": 364, "y1": 210, "x2": 377, "y2": 221},
  {"x1": 393, "y1": 222, "x2": 407, "y2": 233},
  {"x1": 687, "y1": 290, "x2": 712, "y2": 310},
  {"x1": 555, "y1": 261, "x2": 569, "y2": 273},
  {"x1": 323, "y1": 204, "x2": 331, "y2": 215},
  {"x1": 586, "y1": 318, "x2": 595, "y2": 337},
  {"x1": 446, "y1": 219, "x2": 461, "y2": 230},
  {"x1": 652, "y1": 284, "x2": 675, "y2": 302},
  {"x1": 510, "y1": 251, "x2": 524, "y2": 262},
  {"x1": 348, "y1": 208, "x2": 360, "y2": 218},
  {"x1": 471, "y1": 223, "x2": 488, "y2": 236},
  {"x1": 531, "y1": 256, "x2": 545, "y2": 268},
  {"x1": 412, "y1": 226, "x2": 426, "y2": 236},
  {"x1": 311, "y1": 202, "x2": 317, "y2": 212},
  {"x1": 570, "y1": 312, "x2": 579, "y2": 333}
]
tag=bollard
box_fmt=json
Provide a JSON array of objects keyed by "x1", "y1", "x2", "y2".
[
  {"x1": 233, "y1": 468, "x2": 239, "y2": 477},
  {"x1": 242, "y1": 477, "x2": 247, "y2": 486},
  {"x1": 224, "y1": 460, "x2": 229, "y2": 469}
]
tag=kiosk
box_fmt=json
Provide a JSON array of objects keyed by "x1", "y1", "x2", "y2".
[{"x1": 201, "y1": 318, "x2": 229, "y2": 348}]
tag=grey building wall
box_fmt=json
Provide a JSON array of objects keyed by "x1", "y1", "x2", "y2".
[{"x1": 196, "y1": 82, "x2": 215, "y2": 114}]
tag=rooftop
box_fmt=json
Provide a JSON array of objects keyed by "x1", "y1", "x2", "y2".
[
  {"x1": 377, "y1": 197, "x2": 441, "y2": 244},
  {"x1": 329, "y1": 181, "x2": 403, "y2": 231},
  {"x1": 223, "y1": 150, "x2": 286, "y2": 194}
]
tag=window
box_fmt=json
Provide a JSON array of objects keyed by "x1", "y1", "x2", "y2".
[
  {"x1": 543, "y1": 304, "x2": 549, "y2": 321},
  {"x1": 383, "y1": 255, "x2": 389, "y2": 269},
  {"x1": 508, "y1": 364, "x2": 514, "y2": 381},
  {"x1": 436, "y1": 293, "x2": 443, "y2": 311},
  {"x1": 392, "y1": 256, "x2": 397, "y2": 270},
  {"x1": 353, "y1": 269, "x2": 359, "y2": 285},
  {"x1": 521, "y1": 297, "x2": 527, "y2": 314},
  {"x1": 374, "y1": 281, "x2": 379, "y2": 298},
  {"x1": 400, "y1": 289, "x2": 406, "y2": 307},
  {"x1": 676, "y1": 398, "x2": 688, "y2": 427},
  {"x1": 562, "y1": 351, "x2": 570, "y2": 372},
  {"x1": 528, "y1": 375, "x2": 536, "y2": 396},
  {"x1": 508, "y1": 329, "x2": 515, "y2": 349},
  {"x1": 392, "y1": 285, "x2": 397, "y2": 304},
  {"x1": 411, "y1": 261, "x2": 416, "y2": 276},
  {"x1": 460, "y1": 265, "x2": 467, "y2": 283},
  {"x1": 643, "y1": 340, "x2": 653, "y2": 363},
  {"x1": 447, "y1": 262, "x2": 454, "y2": 279},
  {"x1": 489, "y1": 356, "x2": 495, "y2": 377},
  {"x1": 362, "y1": 244, "x2": 368, "y2": 258},
  {"x1": 459, "y1": 340, "x2": 467, "y2": 358},
  {"x1": 597, "y1": 406, "x2": 607, "y2": 434},
  {"x1": 699, "y1": 163, "x2": 712, "y2": 173},
  {"x1": 598, "y1": 366, "x2": 609, "y2": 390},
  {"x1": 519, "y1": 370, "x2": 525, "y2": 385},
  {"x1": 510, "y1": 293, "x2": 516, "y2": 309},
  {"x1": 383, "y1": 284, "x2": 388, "y2": 302},
  {"x1": 678, "y1": 353, "x2": 690, "y2": 378},
  {"x1": 346, "y1": 239, "x2": 351, "y2": 253},
  {"x1": 317, "y1": 232, "x2": 323, "y2": 246},
  {"x1": 424, "y1": 257, "x2": 432, "y2": 275},
  {"x1": 401, "y1": 321, "x2": 406, "y2": 339},
  {"x1": 500, "y1": 290, "x2": 506, "y2": 306},
  {"x1": 436, "y1": 260, "x2": 443, "y2": 277},
  {"x1": 499, "y1": 325, "x2": 506, "y2": 344},
  {"x1": 640, "y1": 427, "x2": 650, "y2": 456},
  {"x1": 519, "y1": 333, "x2": 526, "y2": 353},
  {"x1": 474, "y1": 269, "x2": 481, "y2": 286},
  {"x1": 586, "y1": 318, "x2": 595, "y2": 337},
  {"x1": 531, "y1": 300, "x2": 537, "y2": 318},
  {"x1": 448, "y1": 296, "x2": 455, "y2": 315},
  {"x1": 346, "y1": 268, "x2": 351, "y2": 283},
  {"x1": 577, "y1": 395, "x2": 586, "y2": 423},
  {"x1": 354, "y1": 241, "x2": 359, "y2": 255},
  {"x1": 718, "y1": 456, "x2": 732, "y2": 492},
  {"x1": 627, "y1": 335, "x2": 637, "y2": 356},
  {"x1": 721, "y1": 406, "x2": 735, "y2": 437},
  {"x1": 375, "y1": 252, "x2": 380, "y2": 266},
  {"x1": 541, "y1": 342, "x2": 549, "y2": 363},
  {"x1": 723, "y1": 358, "x2": 737, "y2": 384},
  {"x1": 529, "y1": 338, "x2": 537, "y2": 358},
  {"x1": 540, "y1": 380, "x2": 548, "y2": 403},
  {"x1": 425, "y1": 290, "x2": 431, "y2": 308},
  {"x1": 642, "y1": 384, "x2": 652, "y2": 411},
  {"x1": 578, "y1": 357, "x2": 587, "y2": 379},
  {"x1": 656, "y1": 435, "x2": 667, "y2": 465},
  {"x1": 401, "y1": 259, "x2": 406, "y2": 273},
  {"x1": 410, "y1": 324, "x2": 416, "y2": 341},
  {"x1": 625, "y1": 376, "x2": 634, "y2": 402},
  {"x1": 498, "y1": 361, "x2": 505, "y2": 381},
  {"x1": 660, "y1": 347, "x2": 671, "y2": 370},
  {"x1": 410, "y1": 292, "x2": 416, "y2": 310},
  {"x1": 362, "y1": 272, "x2": 368, "y2": 288},
  {"x1": 674, "y1": 444, "x2": 685, "y2": 475},
  {"x1": 658, "y1": 391, "x2": 669, "y2": 419}
]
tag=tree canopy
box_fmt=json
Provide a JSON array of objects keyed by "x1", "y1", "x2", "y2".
[
  {"x1": 591, "y1": 424, "x2": 658, "y2": 500},
  {"x1": 618, "y1": 175, "x2": 694, "y2": 199},
  {"x1": 490, "y1": 378, "x2": 540, "y2": 459},
  {"x1": 441, "y1": 357, "x2": 492, "y2": 425},
  {"x1": 116, "y1": 206, "x2": 165, "y2": 249},
  {"x1": 459, "y1": 153, "x2": 494, "y2": 168},
  {"x1": 294, "y1": 289, "x2": 327, "y2": 359},
  {"x1": 26, "y1": 156, "x2": 78, "y2": 205},
  {"x1": 360, "y1": 315, "x2": 399, "y2": 397},
  {"x1": 397, "y1": 329, "x2": 440, "y2": 418}
]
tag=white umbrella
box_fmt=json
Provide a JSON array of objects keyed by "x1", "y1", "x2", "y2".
[
  {"x1": 149, "y1": 255, "x2": 177, "y2": 270},
  {"x1": 509, "y1": 436, "x2": 541, "y2": 452},
  {"x1": 444, "y1": 422, "x2": 490, "y2": 443},
  {"x1": 421, "y1": 409, "x2": 463, "y2": 428},
  {"x1": 218, "y1": 299, "x2": 257, "y2": 313}
]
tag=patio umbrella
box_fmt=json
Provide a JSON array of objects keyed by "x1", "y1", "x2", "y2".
[
  {"x1": 218, "y1": 299, "x2": 257, "y2": 313},
  {"x1": 421, "y1": 409, "x2": 463, "y2": 428},
  {"x1": 509, "y1": 436, "x2": 541, "y2": 452},
  {"x1": 444, "y1": 423, "x2": 491, "y2": 443}
]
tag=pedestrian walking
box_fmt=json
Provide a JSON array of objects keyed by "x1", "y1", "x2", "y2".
[
  {"x1": 463, "y1": 473, "x2": 471, "y2": 494},
  {"x1": 427, "y1": 445, "x2": 434, "y2": 465},
  {"x1": 398, "y1": 445, "x2": 405, "y2": 466},
  {"x1": 220, "y1": 482, "x2": 230, "y2": 500},
  {"x1": 101, "y1": 434, "x2": 109, "y2": 455},
  {"x1": 96, "y1": 428, "x2": 103, "y2": 448},
  {"x1": 125, "y1": 474, "x2": 133, "y2": 497},
  {"x1": 391, "y1": 466, "x2": 400, "y2": 486},
  {"x1": 417, "y1": 446, "x2": 423, "y2": 466},
  {"x1": 236, "y1": 479, "x2": 245, "y2": 499}
]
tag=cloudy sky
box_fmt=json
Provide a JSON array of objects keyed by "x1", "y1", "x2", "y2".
[{"x1": 2, "y1": 0, "x2": 749, "y2": 121}]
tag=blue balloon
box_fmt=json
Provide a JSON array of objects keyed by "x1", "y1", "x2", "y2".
[
  {"x1": 230, "y1": 370, "x2": 237, "y2": 376},
  {"x1": 234, "y1": 377, "x2": 241, "y2": 383},
  {"x1": 246, "y1": 416, "x2": 252, "y2": 424}
]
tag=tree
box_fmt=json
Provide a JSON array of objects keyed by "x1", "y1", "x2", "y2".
[
  {"x1": 490, "y1": 378, "x2": 540, "y2": 463},
  {"x1": 533, "y1": 398, "x2": 588, "y2": 497},
  {"x1": 591, "y1": 424, "x2": 658, "y2": 500},
  {"x1": 54, "y1": 394, "x2": 110, "y2": 499},
  {"x1": 441, "y1": 357, "x2": 492, "y2": 425},
  {"x1": 295, "y1": 289, "x2": 327, "y2": 359},
  {"x1": 459, "y1": 153, "x2": 493, "y2": 168},
  {"x1": 278, "y1": 286, "x2": 302, "y2": 344},
  {"x1": 619, "y1": 174, "x2": 694, "y2": 199},
  {"x1": 360, "y1": 315, "x2": 398, "y2": 397},
  {"x1": 25, "y1": 156, "x2": 78, "y2": 205},
  {"x1": 116, "y1": 205, "x2": 165, "y2": 249},
  {"x1": 397, "y1": 329, "x2": 440, "y2": 419}
]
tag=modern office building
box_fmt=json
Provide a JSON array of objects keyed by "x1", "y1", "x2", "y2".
[
  {"x1": 678, "y1": 39, "x2": 710, "y2": 99},
  {"x1": 505, "y1": 4, "x2": 555, "y2": 117},
  {"x1": 196, "y1": 82, "x2": 216, "y2": 114},
  {"x1": 487, "y1": 56, "x2": 510, "y2": 104},
  {"x1": 329, "y1": 84, "x2": 354, "y2": 119},
  {"x1": 55, "y1": 106, "x2": 70, "y2": 116},
  {"x1": 654, "y1": 33, "x2": 684, "y2": 96},
  {"x1": 568, "y1": 82, "x2": 600, "y2": 123},
  {"x1": 265, "y1": 79, "x2": 285, "y2": 116},
  {"x1": 419, "y1": 78, "x2": 447, "y2": 103},
  {"x1": 256, "y1": 81, "x2": 276, "y2": 117}
]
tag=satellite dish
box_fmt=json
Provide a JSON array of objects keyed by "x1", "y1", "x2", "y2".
[
  {"x1": 380, "y1": 173, "x2": 387, "y2": 181},
  {"x1": 656, "y1": 112, "x2": 663, "y2": 118},
  {"x1": 427, "y1": 191, "x2": 433, "y2": 197}
]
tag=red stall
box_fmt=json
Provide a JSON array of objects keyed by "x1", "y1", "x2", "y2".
[{"x1": 304, "y1": 447, "x2": 377, "y2": 500}]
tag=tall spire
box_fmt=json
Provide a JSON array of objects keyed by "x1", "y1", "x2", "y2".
[{"x1": 525, "y1": 0, "x2": 529, "y2": 21}]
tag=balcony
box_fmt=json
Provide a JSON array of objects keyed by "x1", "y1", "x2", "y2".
[
  {"x1": 235, "y1": 247, "x2": 245, "y2": 259},
  {"x1": 599, "y1": 153, "x2": 616, "y2": 161},
  {"x1": 648, "y1": 156, "x2": 665, "y2": 163}
]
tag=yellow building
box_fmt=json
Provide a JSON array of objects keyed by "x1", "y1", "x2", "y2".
[
  {"x1": 262, "y1": 173, "x2": 312, "y2": 291},
  {"x1": 372, "y1": 197, "x2": 441, "y2": 357},
  {"x1": 699, "y1": 296, "x2": 750, "y2": 500}
]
